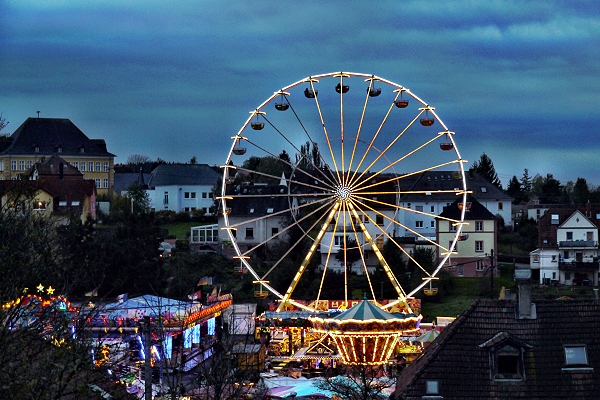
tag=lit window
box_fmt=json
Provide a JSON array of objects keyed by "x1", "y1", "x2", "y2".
[
  {"x1": 564, "y1": 345, "x2": 588, "y2": 366},
  {"x1": 34, "y1": 201, "x2": 46, "y2": 210}
]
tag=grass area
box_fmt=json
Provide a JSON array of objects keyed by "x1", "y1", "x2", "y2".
[
  {"x1": 161, "y1": 221, "x2": 203, "y2": 240},
  {"x1": 421, "y1": 263, "x2": 515, "y2": 321}
]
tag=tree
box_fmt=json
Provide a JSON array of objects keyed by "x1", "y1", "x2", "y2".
[
  {"x1": 190, "y1": 156, "x2": 198, "y2": 164},
  {"x1": 0, "y1": 112, "x2": 8, "y2": 132},
  {"x1": 541, "y1": 173, "x2": 562, "y2": 203},
  {"x1": 520, "y1": 168, "x2": 532, "y2": 196},
  {"x1": 471, "y1": 153, "x2": 502, "y2": 189},
  {"x1": 315, "y1": 364, "x2": 395, "y2": 400},
  {"x1": 126, "y1": 181, "x2": 151, "y2": 214},
  {"x1": 572, "y1": 177, "x2": 590, "y2": 205},
  {"x1": 126, "y1": 154, "x2": 152, "y2": 166},
  {"x1": 506, "y1": 175, "x2": 523, "y2": 203}
]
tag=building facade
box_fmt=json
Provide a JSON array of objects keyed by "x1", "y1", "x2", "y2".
[{"x1": 0, "y1": 118, "x2": 115, "y2": 195}]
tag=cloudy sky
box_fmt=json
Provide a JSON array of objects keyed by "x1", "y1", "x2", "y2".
[{"x1": 1, "y1": 0, "x2": 599, "y2": 186}]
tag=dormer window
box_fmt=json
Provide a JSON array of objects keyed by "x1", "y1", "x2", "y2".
[
  {"x1": 79, "y1": 146, "x2": 85, "y2": 153},
  {"x1": 480, "y1": 332, "x2": 532, "y2": 382},
  {"x1": 33, "y1": 144, "x2": 40, "y2": 153},
  {"x1": 56, "y1": 144, "x2": 63, "y2": 153},
  {"x1": 564, "y1": 345, "x2": 588, "y2": 366}
]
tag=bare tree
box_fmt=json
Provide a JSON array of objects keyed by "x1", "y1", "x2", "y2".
[
  {"x1": 0, "y1": 112, "x2": 8, "y2": 132},
  {"x1": 126, "y1": 154, "x2": 152, "y2": 166}
]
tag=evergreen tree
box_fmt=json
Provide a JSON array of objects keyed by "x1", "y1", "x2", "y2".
[
  {"x1": 520, "y1": 168, "x2": 532, "y2": 197},
  {"x1": 471, "y1": 153, "x2": 502, "y2": 189},
  {"x1": 572, "y1": 177, "x2": 590, "y2": 205},
  {"x1": 506, "y1": 175, "x2": 523, "y2": 203}
]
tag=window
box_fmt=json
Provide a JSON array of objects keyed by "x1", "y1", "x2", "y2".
[
  {"x1": 103, "y1": 179, "x2": 109, "y2": 188},
  {"x1": 27, "y1": 161, "x2": 32, "y2": 169},
  {"x1": 19, "y1": 161, "x2": 25, "y2": 171},
  {"x1": 475, "y1": 241, "x2": 484, "y2": 252},
  {"x1": 551, "y1": 214, "x2": 559, "y2": 224},
  {"x1": 481, "y1": 187, "x2": 487, "y2": 193},
  {"x1": 95, "y1": 178, "x2": 101, "y2": 188},
  {"x1": 415, "y1": 205, "x2": 423, "y2": 212},
  {"x1": 33, "y1": 201, "x2": 46, "y2": 210},
  {"x1": 431, "y1": 206, "x2": 435, "y2": 212},
  {"x1": 71, "y1": 201, "x2": 80, "y2": 206},
  {"x1": 449, "y1": 222, "x2": 457, "y2": 232},
  {"x1": 425, "y1": 380, "x2": 439, "y2": 395},
  {"x1": 0, "y1": 161, "x2": 3, "y2": 171},
  {"x1": 73, "y1": 161, "x2": 79, "y2": 169},
  {"x1": 80, "y1": 162, "x2": 86, "y2": 172},
  {"x1": 59, "y1": 201, "x2": 67, "y2": 207},
  {"x1": 566, "y1": 231, "x2": 573, "y2": 240},
  {"x1": 431, "y1": 221, "x2": 435, "y2": 228},
  {"x1": 475, "y1": 221, "x2": 483, "y2": 231},
  {"x1": 449, "y1": 241, "x2": 457, "y2": 253},
  {"x1": 185, "y1": 192, "x2": 191, "y2": 199},
  {"x1": 457, "y1": 264, "x2": 464, "y2": 276},
  {"x1": 35, "y1": 146, "x2": 40, "y2": 153},
  {"x1": 245, "y1": 227, "x2": 254, "y2": 238},
  {"x1": 267, "y1": 208, "x2": 274, "y2": 213},
  {"x1": 271, "y1": 227, "x2": 279, "y2": 236},
  {"x1": 476, "y1": 260, "x2": 485, "y2": 271},
  {"x1": 96, "y1": 162, "x2": 101, "y2": 172},
  {"x1": 11, "y1": 160, "x2": 16, "y2": 171},
  {"x1": 552, "y1": 254, "x2": 557, "y2": 262},
  {"x1": 334, "y1": 236, "x2": 346, "y2": 246},
  {"x1": 88, "y1": 162, "x2": 94, "y2": 172},
  {"x1": 564, "y1": 345, "x2": 588, "y2": 365},
  {"x1": 498, "y1": 202, "x2": 503, "y2": 210},
  {"x1": 202, "y1": 192, "x2": 208, "y2": 199},
  {"x1": 416, "y1": 220, "x2": 423, "y2": 228},
  {"x1": 103, "y1": 162, "x2": 109, "y2": 172},
  {"x1": 191, "y1": 192, "x2": 196, "y2": 198},
  {"x1": 164, "y1": 192, "x2": 169, "y2": 205},
  {"x1": 376, "y1": 214, "x2": 384, "y2": 225}
]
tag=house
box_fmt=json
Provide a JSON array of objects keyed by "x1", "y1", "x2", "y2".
[
  {"x1": 0, "y1": 154, "x2": 96, "y2": 222},
  {"x1": 0, "y1": 117, "x2": 115, "y2": 195},
  {"x1": 394, "y1": 277, "x2": 600, "y2": 399},
  {"x1": 145, "y1": 163, "x2": 219, "y2": 214},
  {"x1": 399, "y1": 170, "x2": 513, "y2": 240},
  {"x1": 529, "y1": 205, "x2": 600, "y2": 286},
  {"x1": 436, "y1": 195, "x2": 497, "y2": 278}
]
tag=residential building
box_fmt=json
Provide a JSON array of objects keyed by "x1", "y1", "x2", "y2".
[
  {"x1": 0, "y1": 154, "x2": 96, "y2": 222},
  {"x1": 529, "y1": 205, "x2": 600, "y2": 286},
  {"x1": 395, "y1": 279, "x2": 600, "y2": 399},
  {"x1": 145, "y1": 163, "x2": 219, "y2": 214},
  {"x1": 436, "y1": 195, "x2": 497, "y2": 278},
  {"x1": 399, "y1": 170, "x2": 513, "y2": 241},
  {"x1": 0, "y1": 117, "x2": 115, "y2": 195}
]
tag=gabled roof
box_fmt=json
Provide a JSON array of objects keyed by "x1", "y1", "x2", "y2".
[
  {"x1": 147, "y1": 163, "x2": 219, "y2": 188},
  {"x1": 226, "y1": 185, "x2": 289, "y2": 218},
  {"x1": 29, "y1": 154, "x2": 82, "y2": 180},
  {"x1": 114, "y1": 172, "x2": 152, "y2": 193},
  {"x1": 538, "y1": 205, "x2": 600, "y2": 247},
  {"x1": 1, "y1": 118, "x2": 115, "y2": 157},
  {"x1": 437, "y1": 194, "x2": 496, "y2": 220},
  {"x1": 400, "y1": 170, "x2": 512, "y2": 203},
  {"x1": 395, "y1": 298, "x2": 600, "y2": 399}
]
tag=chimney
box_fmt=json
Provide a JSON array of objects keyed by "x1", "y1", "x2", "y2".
[{"x1": 515, "y1": 267, "x2": 536, "y2": 319}]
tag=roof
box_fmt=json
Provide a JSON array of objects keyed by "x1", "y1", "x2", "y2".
[
  {"x1": 537, "y1": 205, "x2": 600, "y2": 247},
  {"x1": 227, "y1": 184, "x2": 290, "y2": 217},
  {"x1": 438, "y1": 194, "x2": 497, "y2": 220},
  {"x1": 30, "y1": 154, "x2": 82, "y2": 179},
  {"x1": 395, "y1": 298, "x2": 600, "y2": 399},
  {"x1": 333, "y1": 299, "x2": 399, "y2": 321},
  {"x1": 147, "y1": 163, "x2": 219, "y2": 188},
  {"x1": 1, "y1": 118, "x2": 115, "y2": 157},
  {"x1": 114, "y1": 172, "x2": 152, "y2": 194},
  {"x1": 400, "y1": 170, "x2": 512, "y2": 203}
]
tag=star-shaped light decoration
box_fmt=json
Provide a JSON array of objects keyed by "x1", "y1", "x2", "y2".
[
  {"x1": 46, "y1": 286, "x2": 55, "y2": 295},
  {"x1": 37, "y1": 284, "x2": 44, "y2": 293}
]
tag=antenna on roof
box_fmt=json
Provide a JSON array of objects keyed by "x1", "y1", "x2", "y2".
[{"x1": 36, "y1": 111, "x2": 40, "y2": 118}]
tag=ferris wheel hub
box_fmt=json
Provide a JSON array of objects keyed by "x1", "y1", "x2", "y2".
[{"x1": 335, "y1": 184, "x2": 353, "y2": 201}]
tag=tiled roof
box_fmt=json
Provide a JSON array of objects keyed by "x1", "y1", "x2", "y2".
[
  {"x1": 147, "y1": 163, "x2": 219, "y2": 188},
  {"x1": 227, "y1": 185, "x2": 289, "y2": 217},
  {"x1": 438, "y1": 194, "x2": 496, "y2": 221},
  {"x1": 400, "y1": 170, "x2": 512, "y2": 203},
  {"x1": 395, "y1": 298, "x2": 600, "y2": 399},
  {"x1": 1, "y1": 118, "x2": 115, "y2": 157}
]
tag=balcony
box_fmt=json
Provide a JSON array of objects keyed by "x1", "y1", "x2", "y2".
[
  {"x1": 558, "y1": 261, "x2": 600, "y2": 271},
  {"x1": 559, "y1": 240, "x2": 598, "y2": 249}
]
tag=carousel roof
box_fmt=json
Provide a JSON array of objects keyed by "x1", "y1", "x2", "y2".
[{"x1": 333, "y1": 299, "x2": 399, "y2": 322}]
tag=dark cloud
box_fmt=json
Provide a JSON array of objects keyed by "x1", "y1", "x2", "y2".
[{"x1": 1, "y1": 0, "x2": 599, "y2": 185}]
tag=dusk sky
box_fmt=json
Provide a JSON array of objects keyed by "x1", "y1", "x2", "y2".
[{"x1": 1, "y1": 1, "x2": 599, "y2": 187}]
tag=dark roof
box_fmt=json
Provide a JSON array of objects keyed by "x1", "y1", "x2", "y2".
[
  {"x1": 30, "y1": 154, "x2": 82, "y2": 179},
  {"x1": 400, "y1": 170, "x2": 512, "y2": 203},
  {"x1": 147, "y1": 164, "x2": 219, "y2": 188},
  {"x1": 114, "y1": 172, "x2": 152, "y2": 194},
  {"x1": 395, "y1": 298, "x2": 600, "y2": 399},
  {"x1": 438, "y1": 194, "x2": 496, "y2": 220},
  {"x1": 1, "y1": 118, "x2": 115, "y2": 157},
  {"x1": 227, "y1": 185, "x2": 289, "y2": 217}
]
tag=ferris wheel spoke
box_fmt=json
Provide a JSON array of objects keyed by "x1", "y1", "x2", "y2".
[
  {"x1": 243, "y1": 138, "x2": 338, "y2": 188},
  {"x1": 234, "y1": 166, "x2": 335, "y2": 193},
  {"x1": 277, "y1": 201, "x2": 341, "y2": 312},
  {"x1": 347, "y1": 210, "x2": 378, "y2": 301},
  {"x1": 346, "y1": 201, "x2": 410, "y2": 308},
  {"x1": 345, "y1": 78, "x2": 374, "y2": 184},
  {"x1": 354, "y1": 159, "x2": 466, "y2": 194},
  {"x1": 260, "y1": 199, "x2": 337, "y2": 280},
  {"x1": 348, "y1": 100, "x2": 420, "y2": 188},
  {"x1": 315, "y1": 206, "x2": 344, "y2": 305}
]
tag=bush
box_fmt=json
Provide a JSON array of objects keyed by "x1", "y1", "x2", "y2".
[{"x1": 154, "y1": 210, "x2": 177, "y2": 224}]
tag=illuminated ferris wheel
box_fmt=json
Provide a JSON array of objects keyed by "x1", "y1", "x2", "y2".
[{"x1": 220, "y1": 72, "x2": 468, "y2": 313}]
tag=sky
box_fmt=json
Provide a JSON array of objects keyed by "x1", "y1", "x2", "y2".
[{"x1": 1, "y1": 0, "x2": 599, "y2": 187}]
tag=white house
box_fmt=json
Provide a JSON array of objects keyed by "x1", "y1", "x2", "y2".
[{"x1": 145, "y1": 164, "x2": 219, "y2": 214}]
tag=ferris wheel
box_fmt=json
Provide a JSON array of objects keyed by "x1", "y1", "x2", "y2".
[{"x1": 220, "y1": 72, "x2": 468, "y2": 313}]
